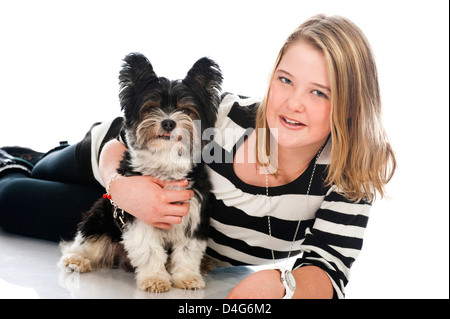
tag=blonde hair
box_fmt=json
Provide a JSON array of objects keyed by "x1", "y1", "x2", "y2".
[{"x1": 256, "y1": 14, "x2": 397, "y2": 202}]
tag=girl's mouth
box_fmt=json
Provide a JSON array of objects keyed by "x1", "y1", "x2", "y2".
[{"x1": 280, "y1": 116, "x2": 306, "y2": 129}]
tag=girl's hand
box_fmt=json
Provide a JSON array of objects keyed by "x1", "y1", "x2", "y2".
[
  {"x1": 226, "y1": 269, "x2": 285, "y2": 299},
  {"x1": 109, "y1": 175, "x2": 194, "y2": 229}
]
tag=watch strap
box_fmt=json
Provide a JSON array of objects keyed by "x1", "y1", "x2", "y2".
[{"x1": 279, "y1": 267, "x2": 296, "y2": 299}]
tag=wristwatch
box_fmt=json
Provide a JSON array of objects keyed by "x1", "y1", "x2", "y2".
[{"x1": 279, "y1": 267, "x2": 296, "y2": 299}]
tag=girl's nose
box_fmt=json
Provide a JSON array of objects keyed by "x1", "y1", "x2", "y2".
[{"x1": 286, "y1": 90, "x2": 306, "y2": 113}]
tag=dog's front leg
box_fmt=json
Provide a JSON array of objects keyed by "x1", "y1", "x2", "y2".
[
  {"x1": 122, "y1": 220, "x2": 171, "y2": 293},
  {"x1": 169, "y1": 238, "x2": 207, "y2": 290}
]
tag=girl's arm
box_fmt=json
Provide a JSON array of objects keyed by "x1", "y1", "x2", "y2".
[
  {"x1": 99, "y1": 139, "x2": 194, "y2": 229},
  {"x1": 226, "y1": 266, "x2": 333, "y2": 299},
  {"x1": 227, "y1": 186, "x2": 371, "y2": 299}
]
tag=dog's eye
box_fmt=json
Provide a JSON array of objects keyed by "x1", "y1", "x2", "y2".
[
  {"x1": 181, "y1": 108, "x2": 192, "y2": 115},
  {"x1": 143, "y1": 101, "x2": 160, "y2": 113}
]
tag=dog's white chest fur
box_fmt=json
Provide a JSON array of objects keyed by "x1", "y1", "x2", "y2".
[
  {"x1": 130, "y1": 148, "x2": 194, "y2": 180},
  {"x1": 124, "y1": 195, "x2": 201, "y2": 246}
]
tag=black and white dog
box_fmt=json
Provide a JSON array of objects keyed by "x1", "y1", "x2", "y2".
[{"x1": 60, "y1": 53, "x2": 222, "y2": 292}]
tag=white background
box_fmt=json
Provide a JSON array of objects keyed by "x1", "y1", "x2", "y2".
[{"x1": 0, "y1": 0, "x2": 448, "y2": 298}]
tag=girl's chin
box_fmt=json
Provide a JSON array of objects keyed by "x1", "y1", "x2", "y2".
[{"x1": 269, "y1": 132, "x2": 303, "y2": 148}]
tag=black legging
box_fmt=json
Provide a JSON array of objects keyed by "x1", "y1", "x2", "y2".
[{"x1": 0, "y1": 144, "x2": 104, "y2": 242}]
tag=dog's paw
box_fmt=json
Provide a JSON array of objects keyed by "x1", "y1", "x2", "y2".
[
  {"x1": 172, "y1": 274, "x2": 205, "y2": 290},
  {"x1": 138, "y1": 277, "x2": 172, "y2": 293},
  {"x1": 60, "y1": 254, "x2": 92, "y2": 273}
]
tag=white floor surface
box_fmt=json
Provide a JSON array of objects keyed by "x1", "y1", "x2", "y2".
[{"x1": 0, "y1": 230, "x2": 254, "y2": 299}]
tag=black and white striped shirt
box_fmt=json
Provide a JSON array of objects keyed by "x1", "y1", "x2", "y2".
[
  {"x1": 204, "y1": 94, "x2": 371, "y2": 298},
  {"x1": 80, "y1": 93, "x2": 371, "y2": 298}
]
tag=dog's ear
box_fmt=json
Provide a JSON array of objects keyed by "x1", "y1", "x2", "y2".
[
  {"x1": 119, "y1": 53, "x2": 159, "y2": 122},
  {"x1": 183, "y1": 57, "x2": 223, "y2": 111}
]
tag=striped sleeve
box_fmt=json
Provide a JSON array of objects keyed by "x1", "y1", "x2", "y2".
[{"x1": 293, "y1": 185, "x2": 371, "y2": 298}]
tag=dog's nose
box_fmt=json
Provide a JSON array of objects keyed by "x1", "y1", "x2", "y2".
[{"x1": 161, "y1": 119, "x2": 176, "y2": 132}]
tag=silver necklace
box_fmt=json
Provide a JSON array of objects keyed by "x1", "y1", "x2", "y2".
[{"x1": 265, "y1": 146, "x2": 324, "y2": 266}]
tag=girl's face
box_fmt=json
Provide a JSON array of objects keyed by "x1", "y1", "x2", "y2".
[{"x1": 266, "y1": 41, "x2": 332, "y2": 152}]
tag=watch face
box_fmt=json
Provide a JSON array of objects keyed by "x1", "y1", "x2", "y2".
[{"x1": 286, "y1": 270, "x2": 296, "y2": 290}]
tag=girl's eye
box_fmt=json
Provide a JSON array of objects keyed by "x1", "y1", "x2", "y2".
[
  {"x1": 312, "y1": 90, "x2": 328, "y2": 99},
  {"x1": 279, "y1": 77, "x2": 292, "y2": 85}
]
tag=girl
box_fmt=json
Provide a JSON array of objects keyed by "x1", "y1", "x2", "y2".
[{"x1": 0, "y1": 14, "x2": 396, "y2": 298}]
